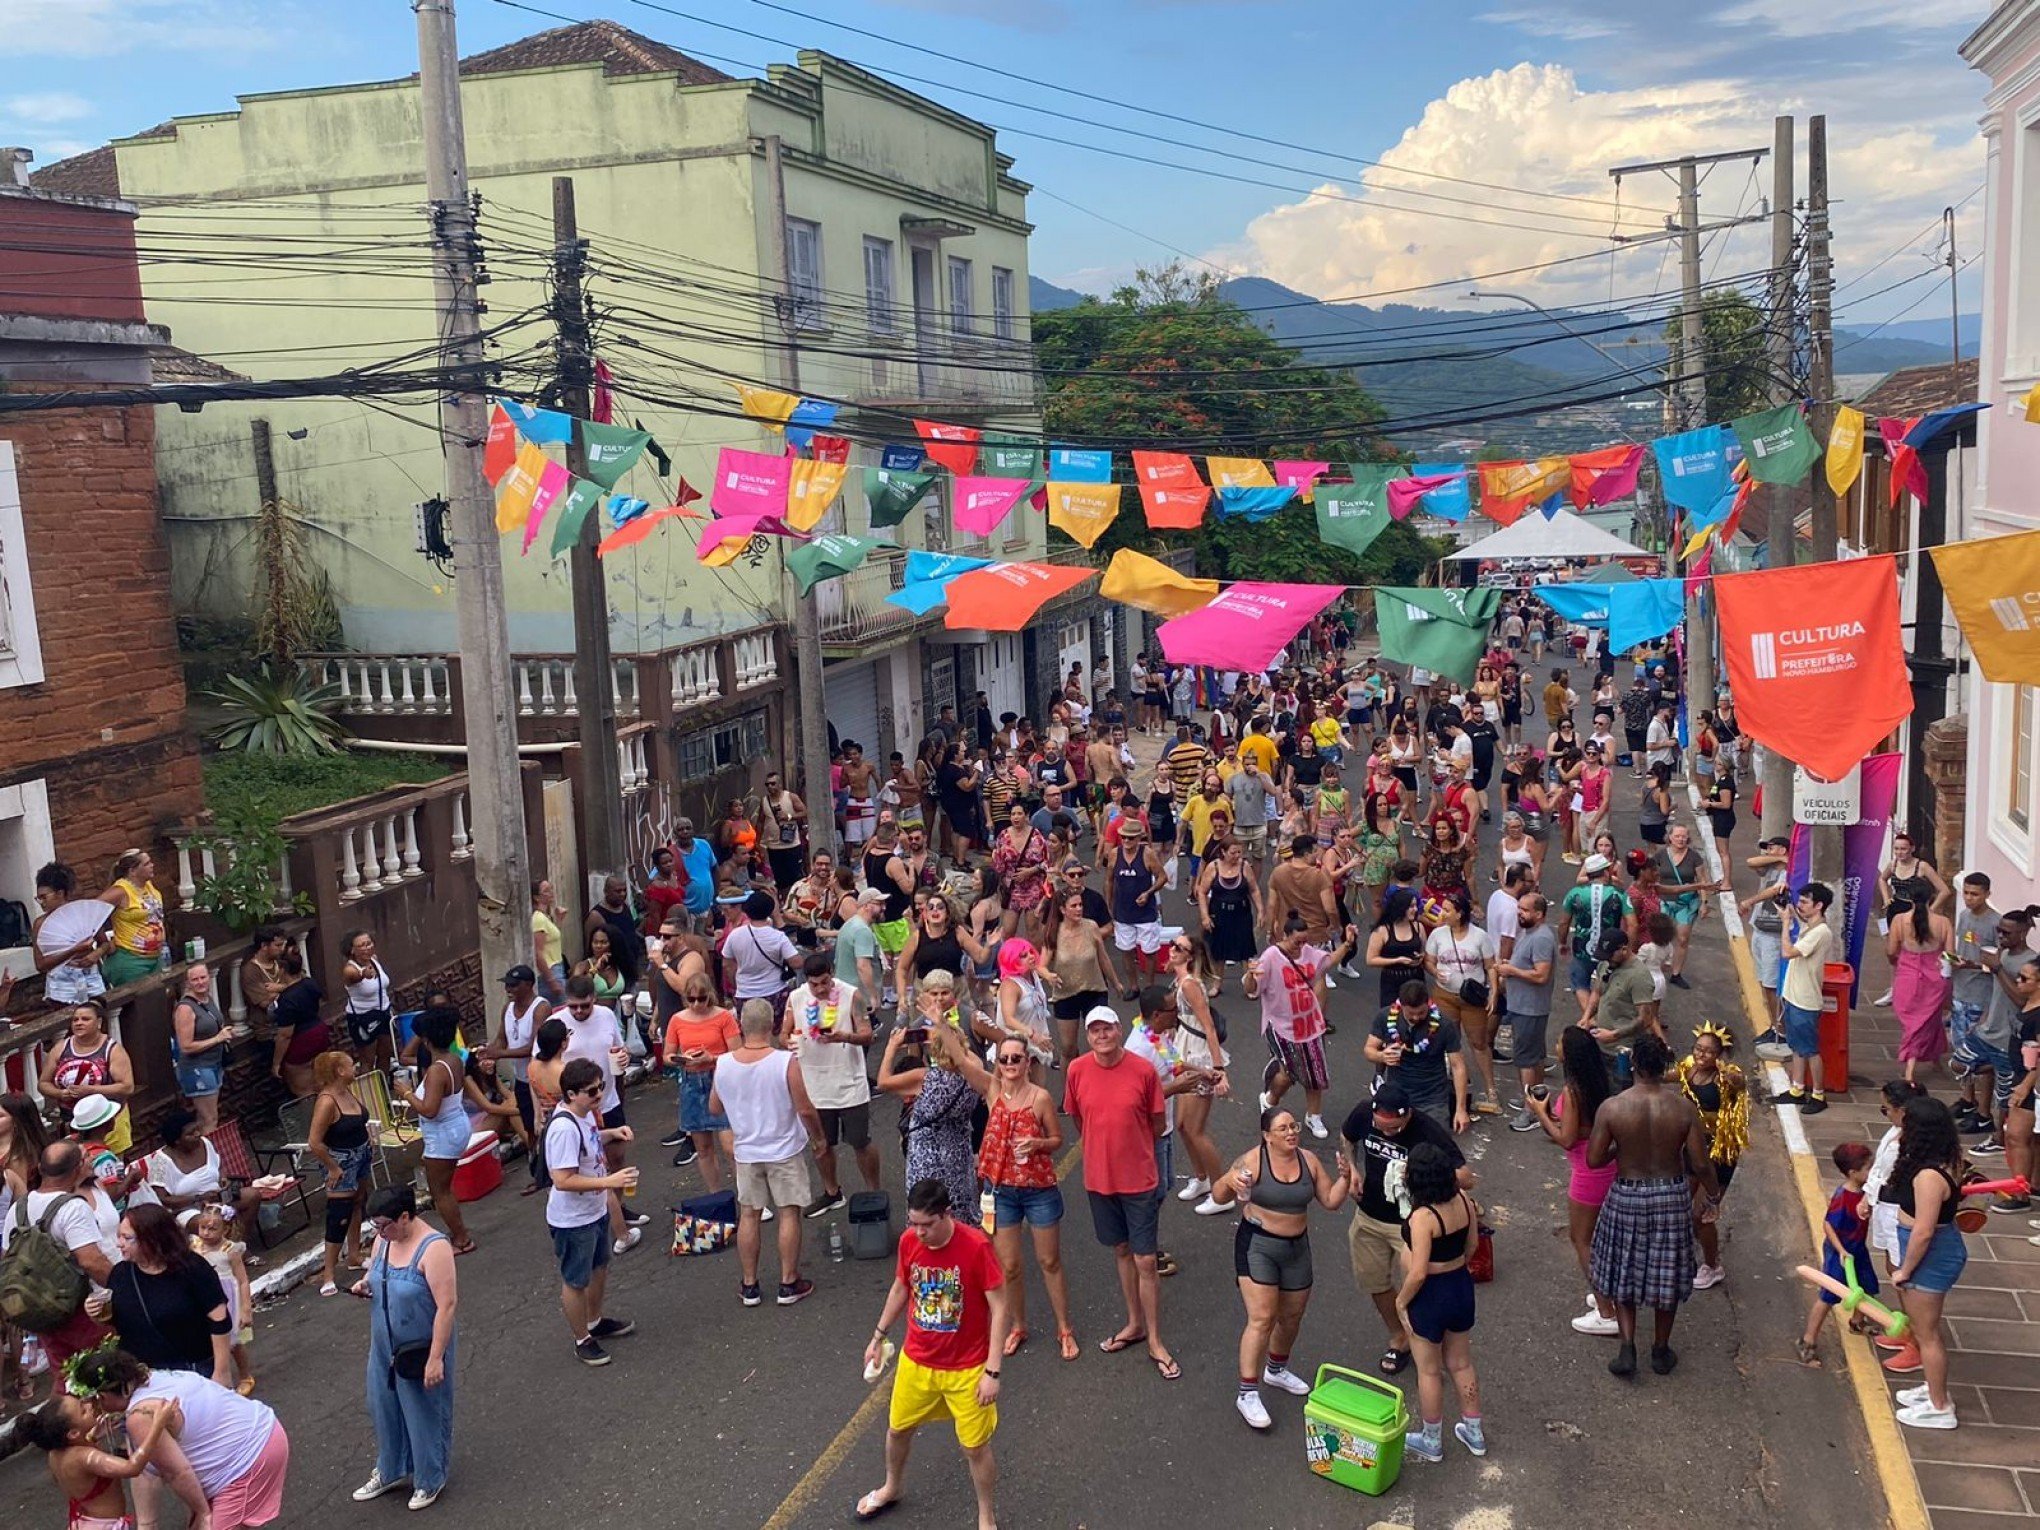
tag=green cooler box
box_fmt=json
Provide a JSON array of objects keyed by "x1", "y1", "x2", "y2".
[{"x1": 1303, "y1": 1364, "x2": 1407, "y2": 1496}]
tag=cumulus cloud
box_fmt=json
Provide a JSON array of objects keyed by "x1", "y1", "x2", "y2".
[
  {"x1": 1214, "y1": 62, "x2": 1980, "y2": 314},
  {"x1": 2, "y1": 93, "x2": 94, "y2": 125},
  {"x1": 0, "y1": 0, "x2": 293, "y2": 59}
]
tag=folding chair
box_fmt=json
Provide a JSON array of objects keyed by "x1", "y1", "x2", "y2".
[
  {"x1": 358, "y1": 1068, "x2": 419, "y2": 1155},
  {"x1": 208, "y1": 1119, "x2": 312, "y2": 1249}
]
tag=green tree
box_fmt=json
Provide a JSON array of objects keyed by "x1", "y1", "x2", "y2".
[
  {"x1": 1667, "y1": 291, "x2": 1772, "y2": 424},
  {"x1": 1034, "y1": 264, "x2": 1442, "y2": 583}
]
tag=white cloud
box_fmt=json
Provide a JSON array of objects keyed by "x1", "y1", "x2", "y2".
[
  {"x1": 1715, "y1": 0, "x2": 1978, "y2": 38},
  {"x1": 1213, "y1": 63, "x2": 1981, "y2": 316},
  {"x1": 2, "y1": 93, "x2": 93, "y2": 125},
  {"x1": 0, "y1": 0, "x2": 291, "y2": 59}
]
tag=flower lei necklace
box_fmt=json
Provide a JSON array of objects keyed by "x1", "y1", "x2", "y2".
[{"x1": 1382, "y1": 1000, "x2": 1443, "y2": 1054}]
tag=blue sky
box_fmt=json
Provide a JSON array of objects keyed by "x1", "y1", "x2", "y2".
[{"x1": 0, "y1": 0, "x2": 1987, "y2": 322}]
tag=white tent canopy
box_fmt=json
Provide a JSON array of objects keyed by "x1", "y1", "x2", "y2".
[{"x1": 1444, "y1": 509, "x2": 1654, "y2": 563}]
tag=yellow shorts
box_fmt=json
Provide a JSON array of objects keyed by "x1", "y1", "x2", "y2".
[{"x1": 888, "y1": 1355, "x2": 997, "y2": 1449}]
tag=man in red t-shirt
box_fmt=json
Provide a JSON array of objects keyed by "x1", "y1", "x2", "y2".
[
  {"x1": 859, "y1": 1178, "x2": 1009, "y2": 1526},
  {"x1": 1063, "y1": 1005, "x2": 1178, "y2": 1380}
]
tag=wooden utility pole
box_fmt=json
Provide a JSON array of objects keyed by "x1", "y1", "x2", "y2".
[
  {"x1": 414, "y1": 0, "x2": 532, "y2": 991},
  {"x1": 552, "y1": 175, "x2": 626, "y2": 884},
  {"x1": 1759, "y1": 114, "x2": 1798, "y2": 840},
  {"x1": 762, "y1": 134, "x2": 836, "y2": 858},
  {"x1": 1806, "y1": 113, "x2": 1844, "y2": 884}
]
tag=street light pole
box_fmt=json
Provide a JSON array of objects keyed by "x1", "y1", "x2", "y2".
[{"x1": 1465, "y1": 290, "x2": 1637, "y2": 373}]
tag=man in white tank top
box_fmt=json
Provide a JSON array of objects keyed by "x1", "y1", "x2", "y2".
[{"x1": 711, "y1": 1000, "x2": 826, "y2": 1308}]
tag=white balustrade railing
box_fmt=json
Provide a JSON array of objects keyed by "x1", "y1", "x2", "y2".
[
  {"x1": 670, "y1": 643, "x2": 723, "y2": 708},
  {"x1": 734, "y1": 631, "x2": 778, "y2": 689},
  {"x1": 620, "y1": 733, "x2": 650, "y2": 793},
  {"x1": 334, "y1": 803, "x2": 427, "y2": 904},
  {"x1": 320, "y1": 656, "x2": 453, "y2": 717},
  {"x1": 449, "y1": 792, "x2": 472, "y2": 861}
]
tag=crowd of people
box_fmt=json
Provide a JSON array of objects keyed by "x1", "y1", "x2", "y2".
[{"x1": 6, "y1": 585, "x2": 2036, "y2": 1525}]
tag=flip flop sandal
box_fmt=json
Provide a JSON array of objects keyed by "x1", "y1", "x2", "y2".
[
  {"x1": 855, "y1": 1491, "x2": 901, "y2": 1521},
  {"x1": 1058, "y1": 1328, "x2": 1080, "y2": 1361},
  {"x1": 1380, "y1": 1346, "x2": 1412, "y2": 1376},
  {"x1": 1152, "y1": 1355, "x2": 1182, "y2": 1381},
  {"x1": 450, "y1": 1240, "x2": 478, "y2": 1257},
  {"x1": 1794, "y1": 1341, "x2": 1824, "y2": 1369},
  {"x1": 1003, "y1": 1328, "x2": 1029, "y2": 1358},
  {"x1": 1099, "y1": 1330, "x2": 1148, "y2": 1354}
]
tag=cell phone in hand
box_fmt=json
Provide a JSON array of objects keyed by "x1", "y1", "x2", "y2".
[{"x1": 899, "y1": 1027, "x2": 930, "y2": 1045}]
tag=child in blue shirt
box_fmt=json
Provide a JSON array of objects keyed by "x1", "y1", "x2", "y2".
[{"x1": 1797, "y1": 1141, "x2": 1877, "y2": 1367}]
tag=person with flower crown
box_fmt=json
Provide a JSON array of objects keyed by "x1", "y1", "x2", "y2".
[
  {"x1": 1675, "y1": 1021, "x2": 1749, "y2": 1293},
  {"x1": 1364, "y1": 979, "x2": 1470, "y2": 1134}
]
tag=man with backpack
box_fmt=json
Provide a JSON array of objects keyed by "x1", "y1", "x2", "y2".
[{"x1": 3, "y1": 1141, "x2": 119, "y2": 1365}]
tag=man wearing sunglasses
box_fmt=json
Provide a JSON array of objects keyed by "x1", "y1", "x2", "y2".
[{"x1": 544, "y1": 1058, "x2": 640, "y2": 1367}]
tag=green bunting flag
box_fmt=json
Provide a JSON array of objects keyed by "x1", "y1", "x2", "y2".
[
  {"x1": 981, "y1": 434, "x2": 1046, "y2": 503},
  {"x1": 546, "y1": 477, "x2": 605, "y2": 559},
  {"x1": 577, "y1": 421, "x2": 653, "y2": 490},
  {"x1": 787, "y1": 534, "x2": 881, "y2": 596},
  {"x1": 1731, "y1": 404, "x2": 1820, "y2": 486},
  {"x1": 1373, "y1": 585, "x2": 1503, "y2": 684},
  {"x1": 863, "y1": 466, "x2": 937, "y2": 529},
  {"x1": 1315, "y1": 466, "x2": 1402, "y2": 558}
]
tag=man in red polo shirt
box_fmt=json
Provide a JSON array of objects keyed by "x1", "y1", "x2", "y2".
[{"x1": 1063, "y1": 1004, "x2": 1177, "y2": 1380}]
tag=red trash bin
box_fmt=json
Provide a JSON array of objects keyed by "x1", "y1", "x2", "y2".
[{"x1": 1819, "y1": 962, "x2": 1853, "y2": 1094}]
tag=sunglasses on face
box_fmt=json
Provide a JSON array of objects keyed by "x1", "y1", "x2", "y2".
[
  {"x1": 567, "y1": 1001, "x2": 594, "y2": 1013},
  {"x1": 997, "y1": 1052, "x2": 1027, "y2": 1065}
]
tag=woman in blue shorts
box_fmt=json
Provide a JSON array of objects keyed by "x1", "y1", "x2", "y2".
[
  {"x1": 1652, "y1": 824, "x2": 1718, "y2": 990},
  {"x1": 1395, "y1": 1142, "x2": 1485, "y2": 1462},
  {"x1": 968, "y1": 1035, "x2": 1076, "y2": 1361},
  {"x1": 1885, "y1": 1097, "x2": 1970, "y2": 1431}
]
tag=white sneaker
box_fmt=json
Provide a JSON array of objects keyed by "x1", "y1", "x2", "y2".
[
  {"x1": 1873, "y1": 989, "x2": 1894, "y2": 1007},
  {"x1": 1178, "y1": 1177, "x2": 1211, "y2": 1202},
  {"x1": 1236, "y1": 1390, "x2": 1272, "y2": 1429},
  {"x1": 760, "y1": 1206, "x2": 776, "y2": 1222},
  {"x1": 1896, "y1": 1384, "x2": 1932, "y2": 1408},
  {"x1": 1262, "y1": 1364, "x2": 1311, "y2": 1396},
  {"x1": 1571, "y1": 1310, "x2": 1620, "y2": 1336},
  {"x1": 353, "y1": 1471, "x2": 409, "y2": 1502},
  {"x1": 408, "y1": 1487, "x2": 442, "y2": 1511},
  {"x1": 1305, "y1": 1114, "x2": 1328, "y2": 1140},
  {"x1": 1194, "y1": 1196, "x2": 1229, "y2": 1216},
  {"x1": 612, "y1": 1227, "x2": 643, "y2": 1256},
  {"x1": 1895, "y1": 1401, "x2": 1958, "y2": 1430},
  {"x1": 1258, "y1": 1091, "x2": 1275, "y2": 1112},
  {"x1": 1692, "y1": 1264, "x2": 1724, "y2": 1290},
  {"x1": 1324, "y1": 971, "x2": 1337, "y2": 989}
]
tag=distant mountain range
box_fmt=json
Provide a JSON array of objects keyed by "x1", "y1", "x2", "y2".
[{"x1": 1028, "y1": 274, "x2": 1976, "y2": 450}]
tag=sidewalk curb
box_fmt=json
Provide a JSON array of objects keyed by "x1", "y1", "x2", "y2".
[{"x1": 1688, "y1": 785, "x2": 1930, "y2": 1530}]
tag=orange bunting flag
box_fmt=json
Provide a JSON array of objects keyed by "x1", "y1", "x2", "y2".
[
  {"x1": 1132, "y1": 451, "x2": 1208, "y2": 528},
  {"x1": 1477, "y1": 457, "x2": 1569, "y2": 525},
  {"x1": 1205, "y1": 456, "x2": 1275, "y2": 489},
  {"x1": 914, "y1": 419, "x2": 982, "y2": 476},
  {"x1": 596, "y1": 501, "x2": 703, "y2": 558},
  {"x1": 1046, "y1": 482, "x2": 1121, "y2": 548},
  {"x1": 1567, "y1": 444, "x2": 1644, "y2": 508},
  {"x1": 483, "y1": 404, "x2": 517, "y2": 486},
  {"x1": 492, "y1": 439, "x2": 548, "y2": 533},
  {"x1": 784, "y1": 457, "x2": 849, "y2": 533},
  {"x1": 941, "y1": 562, "x2": 1097, "y2": 632}
]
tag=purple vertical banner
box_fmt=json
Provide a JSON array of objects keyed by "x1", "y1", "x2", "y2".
[{"x1": 1785, "y1": 752, "x2": 1901, "y2": 1005}]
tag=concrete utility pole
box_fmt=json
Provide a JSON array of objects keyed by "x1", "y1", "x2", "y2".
[
  {"x1": 762, "y1": 134, "x2": 836, "y2": 858},
  {"x1": 1608, "y1": 144, "x2": 1769, "y2": 759},
  {"x1": 551, "y1": 175, "x2": 626, "y2": 884},
  {"x1": 1759, "y1": 114, "x2": 1798, "y2": 841},
  {"x1": 1806, "y1": 114, "x2": 1844, "y2": 884},
  {"x1": 415, "y1": 0, "x2": 533, "y2": 995}
]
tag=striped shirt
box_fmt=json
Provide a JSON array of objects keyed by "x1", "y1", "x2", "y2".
[{"x1": 1165, "y1": 740, "x2": 1214, "y2": 805}]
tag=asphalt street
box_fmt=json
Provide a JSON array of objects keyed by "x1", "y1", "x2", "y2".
[{"x1": 0, "y1": 756, "x2": 1894, "y2": 1530}]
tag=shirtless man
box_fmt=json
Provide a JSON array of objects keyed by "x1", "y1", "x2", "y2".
[
  {"x1": 841, "y1": 742, "x2": 880, "y2": 849},
  {"x1": 1586, "y1": 1032, "x2": 1720, "y2": 1379},
  {"x1": 1085, "y1": 729, "x2": 1121, "y2": 831},
  {"x1": 885, "y1": 823, "x2": 940, "y2": 912}
]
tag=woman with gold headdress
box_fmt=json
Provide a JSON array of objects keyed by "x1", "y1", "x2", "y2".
[{"x1": 1677, "y1": 1021, "x2": 1748, "y2": 1294}]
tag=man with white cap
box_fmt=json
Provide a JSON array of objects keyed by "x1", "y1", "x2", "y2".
[
  {"x1": 834, "y1": 884, "x2": 887, "y2": 1022},
  {"x1": 1556, "y1": 853, "x2": 1630, "y2": 1017},
  {"x1": 1062, "y1": 1003, "x2": 1177, "y2": 1380}
]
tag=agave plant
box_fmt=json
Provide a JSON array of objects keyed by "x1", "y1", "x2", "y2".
[{"x1": 208, "y1": 667, "x2": 351, "y2": 757}]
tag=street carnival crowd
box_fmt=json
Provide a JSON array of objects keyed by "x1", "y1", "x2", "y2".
[{"x1": 2, "y1": 596, "x2": 2036, "y2": 1529}]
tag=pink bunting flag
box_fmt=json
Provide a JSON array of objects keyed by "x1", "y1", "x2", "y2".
[
  {"x1": 1156, "y1": 582, "x2": 1345, "y2": 672},
  {"x1": 1386, "y1": 472, "x2": 1461, "y2": 520},
  {"x1": 694, "y1": 513, "x2": 804, "y2": 564},
  {"x1": 952, "y1": 476, "x2": 1032, "y2": 537},
  {"x1": 710, "y1": 447, "x2": 794, "y2": 519},
  {"x1": 1567, "y1": 444, "x2": 1644, "y2": 508},
  {"x1": 520, "y1": 460, "x2": 572, "y2": 554},
  {"x1": 1274, "y1": 460, "x2": 1329, "y2": 500},
  {"x1": 1879, "y1": 416, "x2": 1928, "y2": 506}
]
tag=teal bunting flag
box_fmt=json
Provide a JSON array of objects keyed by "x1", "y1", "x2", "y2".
[
  {"x1": 577, "y1": 421, "x2": 653, "y2": 490},
  {"x1": 1314, "y1": 466, "x2": 1401, "y2": 558},
  {"x1": 1373, "y1": 586, "x2": 1503, "y2": 684},
  {"x1": 863, "y1": 467, "x2": 937, "y2": 530},
  {"x1": 787, "y1": 534, "x2": 881, "y2": 596},
  {"x1": 1732, "y1": 404, "x2": 1820, "y2": 486},
  {"x1": 546, "y1": 477, "x2": 605, "y2": 559}
]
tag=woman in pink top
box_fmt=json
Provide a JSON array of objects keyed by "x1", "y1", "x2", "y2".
[{"x1": 1526, "y1": 1028, "x2": 1621, "y2": 1336}]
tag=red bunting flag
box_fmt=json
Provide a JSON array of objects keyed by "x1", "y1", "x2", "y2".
[
  {"x1": 1568, "y1": 444, "x2": 1644, "y2": 508},
  {"x1": 1714, "y1": 554, "x2": 1913, "y2": 781},
  {"x1": 483, "y1": 405, "x2": 517, "y2": 486},
  {"x1": 811, "y1": 435, "x2": 852, "y2": 465},
  {"x1": 1879, "y1": 416, "x2": 1928, "y2": 507},
  {"x1": 914, "y1": 419, "x2": 981, "y2": 476}
]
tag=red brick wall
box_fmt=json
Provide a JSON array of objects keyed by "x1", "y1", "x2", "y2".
[{"x1": 0, "y1": 402, "x2": 204, "y2": 877}]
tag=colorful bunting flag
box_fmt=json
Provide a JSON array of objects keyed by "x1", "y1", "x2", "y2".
[
  {"x1": 735, "y1": 385, "x2": 800, "y2": 428},
  {"x1": 952, "y1": 476, "x2": 1032, "y2": 537},
  {"x1": 982, "y1": 434, "x2": 1045, "y2": 483},
  {"x1": 591, "y1": 359, "x2": 614, "y2": 425},
  {"x1": 1047, "y1": 447, "x2": 1112, "y2": 484},
  {"x1": 594, "y1": 499, "x2": 703, "y2": 558},
  {"x1": 1879, "y1": 416, "x2": 1928, "y2": 507},
  {"x1": 483, "y1": 404, "x2": 517, "y2": 486},
  {"x1": 1387, "y1": 472, "x2": 1462, "y2": 520},
  {"x1": 1046, "y1": 482, "x2": 1121, "y2": 548},
  {"x1": 1477, "y1": 458, "x2": 1568, "y2": 525},
  {"x1": 1098, "y1": 549, "x2": 1220, "y2": 617},
  {"x1": 1904, "y1": 403, "x2": 1988, "y2": 449},
  {"x1": 882, "y1": 442, "x2": 927, "y2": 471},
  {"x1": 2023, "y1": 383, "x2": 2040, "y2": 424},
  {"x1": 1567, "y1": 444, "x2": 1644, "y2": 508},
  {"x1": 547, "y1": 477, "x2": 606, "y2": 559},
  {"x1": 1314, "y1": 467, "x2": 1400, "y2": 559},
  {"x1": 711, "y1": 447, "x2": 795, "y2": 519},
  {"x1": 696, "y1": 513, "x2": 801, "y2": 569},
  {"x1": 1140, "y1": 485, "x2": 1211, "y2": 529},
  {"x1": 1373, "y1": 586, "x2": 1502, "y2": 684},
  {"x1": 787, "y1": 534, "x2": 881, "y2": 596},
  {"x1": 498, "y1": 398, "x2": 572, "y2": 445},
  {"x1": 784, "y1": 398, "x2": 839, "y2": 451},
  {"x1": 1274, "y1": 460, "x2": 1329, "y2": 501},
  {"x1": 1214, "y1": 485, "x2": 1297, "y2": 521},
  {"x1": 1536, "y1": 584, "x2": 1612, "y2": 626},
  {"x1": 1206, "y1": 456, "x2": 1276, "y2": 489},
  {"x1": 1733, "y1": 403, "x2": 1820, "y2": 486},
  {"x1": 863, "y1": 467, "x2": 937, "y2": 530},
  {"x1": 1409, "y1": 464, "x2": 1471, "y2": 521},
  {"x1": 606, "y1": 496, "x2": 649, "y2": 526},
  {"x1": 578, "y1": 421, "x2": 652, "y2": 490},
  {"x1": 1826, "y1": 406, "x2": 1865, "y2": 497},
  {"x1": 520, "y1": 460, "x2": 571, "y2": 553},
  {"x1": 493, "y1": 439, "x2": 548, "y2": 533},
  {"x1": 915, "y1": 419, "x2": 981, "y2": 476},
  {"x1": 943, "y1": 562, "x2": 1097, "y2": 631},
  {"x1": 1157, "y1": 582, "x2": 1344, "y2": 671},
  {"x1": 1132, "y1": 451, "x2": 1204, "y2": 490},
  {"x1": 1652, "y1": 424, "x2": 1735, "y2": 513},
  {"x1": 888, "y1": 551, "x2": 993, "y2": 616},
  {"x1": 1929, "y1": 528, "x2": 2040, "y2": 683},
  {"x1": 811, "y1": 434, "x2": 851, "y2": 465},
  {"x1": 1607, "y1": 578, "x2": 1688, "y2": 654},
  {"x1": 784, "y1": 457, "x2": 849, "y2": 533}
]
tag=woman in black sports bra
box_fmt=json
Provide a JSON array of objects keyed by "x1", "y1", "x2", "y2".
[
  {"x1": 1883, "y1": 1096, "x2": 1970, "y2": 1429},
  {"x1": 1366, "y1": 887, "x2": 1428, "y2": 1006},
  {"x1": 1394, "y1": 1141, "x2": 1485, "y2": 1462}
]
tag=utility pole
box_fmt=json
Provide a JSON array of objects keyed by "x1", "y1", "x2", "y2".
[
  {"x1": 415, "y1": 0, "x2": 532, "y2": 997},
  {"x1": 1608, "y1": 144, "x2": 1767, "y2": 764},
  {"x1": 551, "y1": 175, "x2": 626, "y2": 884},
  {"x1": 1944, "y1": 206, "x2": 1962, "y2": 365},
  {"x1": 1759, "y1": 114, "x2": 1798, "y2": 840},
  {"x1": 1806, "y1": 113, "x2": 1844, "y2": 884},
  {"x1": 762, "y1": 134, "x2": 836, "y2": 858}
]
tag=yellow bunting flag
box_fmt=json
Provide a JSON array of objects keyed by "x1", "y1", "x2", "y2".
[
  {"x1": 1826, "y1": 405, "x2": 1865, "y2": 497},
  {"x1": 1046, "y1": 482, "x2": 1121, "y2": 549},
  {"x1": 1205, "y1": 456, "x2": 1275, "y2": 489},
  {"x1": 492, "y1": 439, "x2": 548, "y2": 533},
  {"x1": 1930, "y1": 527, "x2": 2040, "y2": 683},
  {"x1": 2022, "y1": 382, "x2": 2040, "y2": 423},
  {"x1": 784, "y1": 457, "x2": 849, "y2": 533},
  {"x1": 1099, "y1": 548, "x2": 1220, "y2": 617},
  {"x1": 735, "y1": 384, "x2": 799, "y2": 428},
  {"x1": 1682, "y1": 522, "x2": 1715, "y2": 561}
]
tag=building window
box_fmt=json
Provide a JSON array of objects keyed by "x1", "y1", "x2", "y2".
[
  {"x1": 0, "y1": 443, "x2": 47, "y2": 690},
  {"x1": 863, "y1": 237, "x2": 897, "y2": 334},
  {"x1": 0, "y1": 778, "x2": 54, "y2": 968},
  {"x1": 947, "y1": 255, "x2": 973, "y2": 337},
  {"x1": 785, "y1": 217, "x2": 824, "y2": 330},
  {"x1": 676, "y1": 710, "x2": 771, "y2": 780},
  {"x1": 2011, "y1": 685, "x2": 2035, "y2": 832},
  {"x1": 992, "y1": 266, "x2": 1015, "y2": 341}
]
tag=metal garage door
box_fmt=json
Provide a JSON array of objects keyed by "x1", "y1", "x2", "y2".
[{"x1": 824, "y1": 659, "x2": 881, "y2": 757}]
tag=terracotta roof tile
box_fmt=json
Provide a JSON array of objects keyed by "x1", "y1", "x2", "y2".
[
  {"x1": 29, "y1": 123, "x2": 175, "y2": 201},
  {"x1": 459, "y1": 19, "x2": 730, "y2": 84},
  {"x1": 1852, "y1": 358, "x2": 1979, "y2": 420},
  {"x1": 150, "y1": 347, "x2": 247, "y2": 384}
]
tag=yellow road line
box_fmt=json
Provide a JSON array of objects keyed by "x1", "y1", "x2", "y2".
[{"x1": 758, "y1": 1140, "x2": 1087, "y2": 1529}]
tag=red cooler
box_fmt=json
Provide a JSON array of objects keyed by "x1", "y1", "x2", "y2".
[
  {"x1": 452, "y1": 1130, "x2": 503, "y2": 1201},
  {"x1": 1819, "y1": 962, "x2": 1853, "y2": 1093}
]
